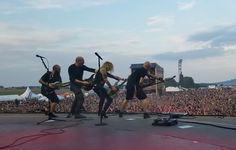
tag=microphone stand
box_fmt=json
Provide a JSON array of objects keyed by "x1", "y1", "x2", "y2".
[
  {"x1": 94, "y1": 52, "x2": 107, "y2": 126},
  {"x1": 36, "y1": 55, "x2": 65, "y2": 125},
  {"x1": 39, "y1": 57, "x2": 49, "y2": 72}
]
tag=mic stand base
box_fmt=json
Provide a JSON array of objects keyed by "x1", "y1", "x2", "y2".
[
  {"x1": 37, "y1": 117, "x2": 66, "y2": 125},
  {"x1": 95, "y1": 115, "x2": 107, "y2": 126}
]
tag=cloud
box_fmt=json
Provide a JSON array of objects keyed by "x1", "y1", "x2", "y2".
[
  {"x1": 153, "y1": 24, "x2": 236, "y2": 61},
  {"x1": 188, "y1": 25, "x2": 236, "y2": 47},
  {"x1": 0, "y1": 22, "x2": 146, "y2": 59},
  {"x1": 0, "y1": 0, "x2": 119, "y2": 12},
  {"x1": 177, "y1": 1, "x2": 196, "y2": 10},
  {"x1": 147, "y1": 16, "x2": 174, "y2": 26},
  {"x1": 153, "y1": 48, "x2": 224, "y2": 60},
  {"x1": 0, "y1": 23, "x2": 82, "y2": 52}
]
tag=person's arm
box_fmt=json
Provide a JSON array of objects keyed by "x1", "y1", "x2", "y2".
[
  {"x1": 39, "y1": 72, "x2": 50, "y2": 87},
  {"x1": 83, "y1": 65, "x2": 96, "y2": 73},
  {"x1": 107, "y1": 73, "x2": 122, "y2": 81},
  {"x1": 39, "y1": 72, "x2": 57, "y2": 89},
  {"x1": 68, "y1": 66, "x2": 89, "y2": 85},
  {"x1": 139, "y1": 77, "x2": 145, "y2": 86},
  {"x1": 100, "y1": 69, "x2": 116, "y2": 91},
  {"x1": 39, "y1": 79, "x2": 49, "y2": 87},
  {"x1": 68, "y1": 66, "x2": 76, "y2": 83}
]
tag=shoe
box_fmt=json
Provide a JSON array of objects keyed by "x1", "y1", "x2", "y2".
[
  {"x1": 101, "y1": 111, "x2": 108, "y2": 119},
  {"x1": 48, "y1": 116, "x2": 53, "y2": 120},
  {"x1": 66, "y1": 113, "x2": 72, "y2": 118},
  {"x1": 49, "y1": 112, "x2": 58, "y2": 118},
  {"x1": 143, "y1": 113, "x2": 150, "y2": 119},
  {"x1": 74, "y1": 114, "x2": 87, "y2": 119}
]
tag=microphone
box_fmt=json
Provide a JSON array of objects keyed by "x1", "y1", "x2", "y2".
[
  {"x1": 95, "y1": 52, "x2": 103, "y2": 60},
  {"x1": 36, "y1": 54, "x2": 45, "y2": 58}
]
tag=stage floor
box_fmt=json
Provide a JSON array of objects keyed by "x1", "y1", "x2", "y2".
[{"x1": 0, "y1": 113, "x2": 236, "y2": 150}]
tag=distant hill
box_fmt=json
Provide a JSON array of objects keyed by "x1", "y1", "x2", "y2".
[
  {"x1": 196, "y1": 78, "x2": 236, "y2": 87},
  {"x1": 215, "y1": 78, "x2": 236, "y2": 86}
]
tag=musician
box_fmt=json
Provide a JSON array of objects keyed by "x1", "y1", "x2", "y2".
[
  {"x1": 93, "y1": 61, "x2": 122, "y2": 118},
  {"x1": 39, "y1": 64, "x2": 62, "y2": 119},
  {"x1": 68, "y1": 56, "x2": 96, "y2": 119},
  {"x1": 119, "y1": 61, "x2": 163, "y2": 119}
]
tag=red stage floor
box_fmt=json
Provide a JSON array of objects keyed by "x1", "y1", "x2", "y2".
[{"x1": 0, "y1": 114, "x2": 236, "y2": 150}]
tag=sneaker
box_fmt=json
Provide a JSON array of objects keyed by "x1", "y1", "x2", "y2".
[
  {"x1": 66, "y1": 113, "x2": 72, "y2": 118},
  {"x1": 74, "y1": 114, "x2": 87, "y2": 119},
  {"x1": 49, "y1": 112, "x2": 58, "y2": 118},
  {"x1": 101, "y1": 111, "x2": 108, "y2": 119},
  {"x1": 143, "y1": 113, "x2": 150, "y2": 119}
]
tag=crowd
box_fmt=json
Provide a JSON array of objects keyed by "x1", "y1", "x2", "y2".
[{"x1": 0, "y1": 88, "x2": 236, "y2": 116}]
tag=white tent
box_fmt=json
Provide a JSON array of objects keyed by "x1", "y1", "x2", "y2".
[
  {"x1": 37, "y1": 93, "x2": 64, "y2": 101},
  {"x1": 57, "y1": 95, "x2": 65, "y2": 100},
  {"x1": 20, "y1": 87, "x2": 39, "y2": 100},
  {"x1": 166, "y1": 86, "x2": 181, "y2": 92},
  {"x1": 0, "y1": 95, "x2": 23, "y2": 102},
  {"x1": 37, "y1": 93, "x2": 48, "y2": 101}
]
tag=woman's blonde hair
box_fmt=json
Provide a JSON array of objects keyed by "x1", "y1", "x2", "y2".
[{"x1": 101, "y1": 61, "x2": 114, "y2": 72}]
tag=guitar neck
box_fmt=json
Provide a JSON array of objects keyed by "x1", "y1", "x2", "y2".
[
  {"x1": 60, "y1": 82, "x2": 70, "y2": 87},
  {"x1": 142, "y1": 76, "x2": 176, "y2": 88}
]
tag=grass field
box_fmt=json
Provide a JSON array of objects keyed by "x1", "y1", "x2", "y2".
[{"x1": 0, "y1": 87, "x2": 71, "y2": 95}]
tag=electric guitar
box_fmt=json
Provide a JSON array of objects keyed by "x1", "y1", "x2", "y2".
[
  {"x1": 142, "y1": 75, "x2": 176, "y2": 88},
  {"x1": 82, "y1": 74, "x2": 95, "y2": 91},
  {"x1": 42, "y1": 81, "x2": 70, "y2": 94},
  {"x1": 108, "y1": 79, "x2": 127, "y2": 98}
]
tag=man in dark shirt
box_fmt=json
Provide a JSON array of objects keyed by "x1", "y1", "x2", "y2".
[
  {"x1": 39, "y1": 64, "x2": 62, "y2": 119},
  {"x1": 68, "y1": 56, "x2": 95, "y2": 119},
  {"x1": 119, "y1": 61, "x2": 163, "y2": 119}
]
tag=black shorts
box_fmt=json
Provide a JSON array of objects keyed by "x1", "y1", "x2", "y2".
[
  {"x1": 126, "y1": 84, "x2": 147, "y2": 100},
  {"x1": 42, "y1": 91, "x2": 59, "y2": 104}
]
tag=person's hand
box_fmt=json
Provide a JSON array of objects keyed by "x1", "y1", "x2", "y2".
[
  {"x1": 139, "y1": 81, "x2": 144, "y2": 86},
  {"x1": 111, "y1": 86, "x2": 118, "y2": 92},
  {"x1": 48, "y1": 83, "x2": 56, "y2": 89},
  {"x1": 157, "y1": 77, "x2": 164, "y2": 82},
  {"x1": 120, "y1": 78, "x2": 126, "y2": 81},
  {"x1": 82, "y1": 81, "x2": 90, "y2": 85},
  {"x1": 117, "y1": 77, "x2": 125, "y2": 81}
]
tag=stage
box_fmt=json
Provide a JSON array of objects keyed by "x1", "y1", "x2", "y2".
[{"x1": 0, "y1": 113, "x2": 236, "y2": 150}]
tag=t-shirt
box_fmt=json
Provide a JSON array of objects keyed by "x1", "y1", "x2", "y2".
[
  {"x1": 68, "y1": 64, "x2": 95, "y2": 84},
  {"x1": 40, "y1": 71, "x2": 62, "y2": 93},
  {"x1": 41, "y1": 71, "x2": 62, "y2": 84},
  {"x1": 127, "y1": 67, "x2": 148, "y2": 85}
]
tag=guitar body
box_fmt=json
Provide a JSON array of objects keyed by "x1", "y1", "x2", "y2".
[
  {"x1": 108, "y1": 79, "x2": 127, "y2": 98},
  {"x1": 42, "y1": 81, "x2": 70, "y2": 94},
  {"x1": 82, "y1": 74, "x2": 95, "y2": 91}
]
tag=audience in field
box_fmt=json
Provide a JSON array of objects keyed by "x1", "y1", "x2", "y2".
[{"x1": 0, "y1": 88, "x2": 235, "y2": 116}]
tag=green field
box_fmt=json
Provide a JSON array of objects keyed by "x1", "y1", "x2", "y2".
[{"x1": 0, "y1": 87, "x2": 71, "y2": 95}]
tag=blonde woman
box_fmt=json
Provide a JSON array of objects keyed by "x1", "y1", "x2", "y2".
[{"x1": 93, "y1": 61, "x2": 122, "y2": 118}]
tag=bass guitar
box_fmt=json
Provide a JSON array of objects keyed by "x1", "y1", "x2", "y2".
[
  {"x1": 108, "y1": 79, "x2": 127, "y2": 98},
  {"x1": 42, "y1": 81, "x2": 70, "y2": 94},
  {"x1": 142, "y1": 75, "x2": 176, "y2": 88},
  {"x1": 82, "y1": 74, "x2": 95, "y2": 91}
]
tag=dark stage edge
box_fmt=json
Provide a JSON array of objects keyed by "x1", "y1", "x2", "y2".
[{"x1": 0, "y1": 113, "x2": 236, "y2": 150}]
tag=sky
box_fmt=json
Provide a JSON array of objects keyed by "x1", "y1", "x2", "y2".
[{"x1": 0, "y1": 0, "x2": 236, "y2": 87}]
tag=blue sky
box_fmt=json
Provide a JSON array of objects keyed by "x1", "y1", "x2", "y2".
[{"x1": 0, "y1": 0, "x2": 236, "y2": 87}]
